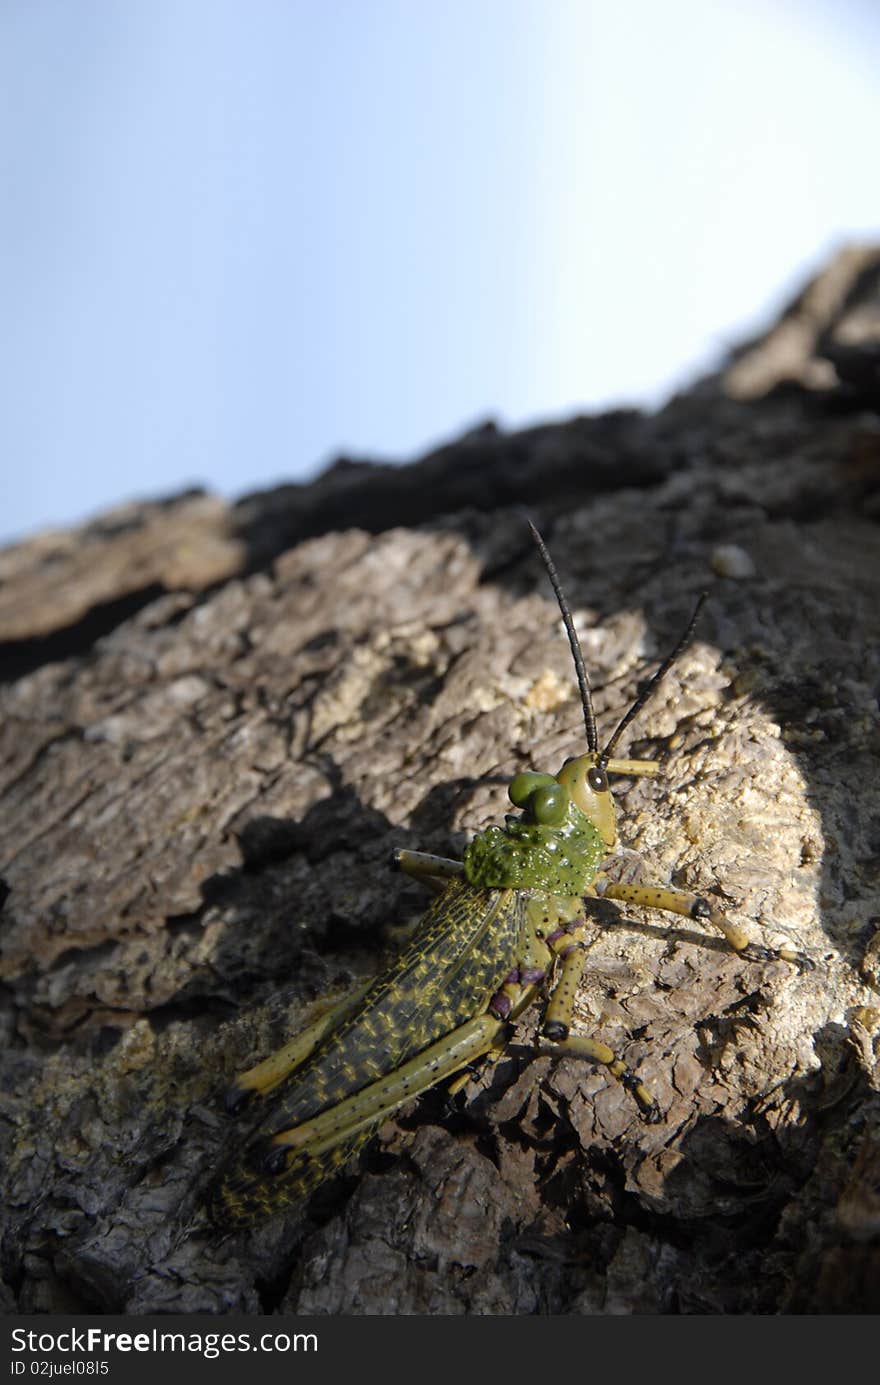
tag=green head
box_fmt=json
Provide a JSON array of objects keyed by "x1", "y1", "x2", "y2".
[{"x1": 506, "y1": 754, "x2": 636, "y2": 852}]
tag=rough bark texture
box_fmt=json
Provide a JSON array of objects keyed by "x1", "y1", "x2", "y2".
[{"x1": 2, "y1": 246, "x2": 879, "y2": 1316}]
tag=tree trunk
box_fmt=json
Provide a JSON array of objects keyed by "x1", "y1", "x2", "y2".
[{"x1": 2, "y1": 247, "x2": 879, "y2": 1315}]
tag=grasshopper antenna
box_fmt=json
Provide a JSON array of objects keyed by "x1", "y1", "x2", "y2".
[
  {"x1": 526, "y1": 516, "x2": 599, "y2": 754},
  {"x1": 599, "y1": 592, "x2": 708, "y2": 768}
]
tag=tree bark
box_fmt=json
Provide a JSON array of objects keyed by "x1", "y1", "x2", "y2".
[{"x1": 2, "y1": 247, "x2": 879, "y2": 1315}]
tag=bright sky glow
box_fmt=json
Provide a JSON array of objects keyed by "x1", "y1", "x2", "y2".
[{"x1": 1, "y1": 0, "x2": 878, "y2": 543}]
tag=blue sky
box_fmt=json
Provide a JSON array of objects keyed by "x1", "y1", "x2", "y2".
[{"x1": 1, "y1": 0, "x2": 878, "y2": 545}]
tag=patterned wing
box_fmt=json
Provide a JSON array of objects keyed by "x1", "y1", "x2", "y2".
[{"x1": 209, "y1": 878, "x2": 526, "y2": 1223}]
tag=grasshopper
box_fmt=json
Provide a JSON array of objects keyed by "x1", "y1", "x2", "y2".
[{"x1": 208, "y1": 520, "x2": 810, "y2": 1225}]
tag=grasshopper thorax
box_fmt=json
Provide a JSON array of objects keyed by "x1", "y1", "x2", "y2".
[{"x1": 462, "y1": 771, "x2": 605, "y2": 895}]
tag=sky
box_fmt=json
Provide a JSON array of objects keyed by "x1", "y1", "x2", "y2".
[{"x1": 1, "y1": 0, "x2": 878, "y2": 546}]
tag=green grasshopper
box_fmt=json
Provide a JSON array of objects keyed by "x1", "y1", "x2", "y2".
[{"x1": 208, "y1": 520, "x2": 810, "y2": 1225}]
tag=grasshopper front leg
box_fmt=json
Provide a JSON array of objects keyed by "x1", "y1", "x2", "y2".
[
  {"x1": 598, "y1": 880, "x2": 814, "y2": 969},
  {"x1": 392, "y1": 847, "x2": 465, "y2": 893},
  {"x1": 540, "y1": 917, "x2": 661, "y2": 1120}
]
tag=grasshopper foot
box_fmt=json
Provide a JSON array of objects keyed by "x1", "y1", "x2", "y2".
[
  {"x1": 740, "y1": 941, "x2": 814, "y2": 971},
  {"x1": 621, "y1": 1071, "x2": 661, "y2": 1123},
  {"x1": 740, "y1": 942, "x2": 778, "y2": 964},
  {"x1": 780, "y1": 947, "x2": 816, "y2": 972}
]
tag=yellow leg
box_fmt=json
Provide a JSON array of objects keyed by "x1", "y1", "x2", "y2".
[
  {"x1": 226, "y1": 980, "x2": 373, "y2": 1109},
  {"x1": 542, "y1": 940, "x2": 589, "y2": 1040},
  {"x1": 266, "y1": 977, "x2": 543, "y2": 1167},
  {"x1": 539, "y1": 920, "x2": 660, "y2": 1121},
  {"x1": 542, "y1": 1032, "x2": 660, "y2": 1121},
  {"x1": 268, "y1": 1012, "x2": 507, "y2": 1158},
  {"x1": 392, "y1": 848, "x2": 464, "y2": 892},
  {"x1": 600, "y1": 880, "x2": 813, "y2": 969}
]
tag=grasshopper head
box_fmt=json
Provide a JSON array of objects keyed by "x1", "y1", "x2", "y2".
[
  {"x1": 555, "y1": 753, "x2": 616, "y2": 846},
  {"x1": 554, "y1": 751, "x2": 664, "y2": 848},
  {"x1": 506, "y1": 757, "x2": 623, "y2": 846}
]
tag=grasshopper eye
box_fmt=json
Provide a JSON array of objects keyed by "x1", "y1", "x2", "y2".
[
  {"x1": 509, "y1": 771, "x2": 557, "y2": 808},
  {"x1": 530, "y1": 783, "x2": 569, "y2": 826},
  {"x1": 587, "y1": 766, "x2": 609, "y2": 794}
]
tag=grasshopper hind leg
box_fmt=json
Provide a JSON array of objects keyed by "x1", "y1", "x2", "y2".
[
  {"x1": 208, "y1": 1008, "x2": 516, "y2": 1228},
  {"x1": 224, "y1": 980, "x2": 373, "y2": 1113}
]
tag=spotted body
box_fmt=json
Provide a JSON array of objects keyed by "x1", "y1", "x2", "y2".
[
  {"x1": 464, "y1": 799, "x2": 605, "y2": 894},
  {"x1": 212, "y1": 877, "x2": 531, "y2": 1221}
]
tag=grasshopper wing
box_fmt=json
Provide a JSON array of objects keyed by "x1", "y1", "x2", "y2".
[{"x1": 209, "y1": 877, "x2": 527, "y2": 1224}]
